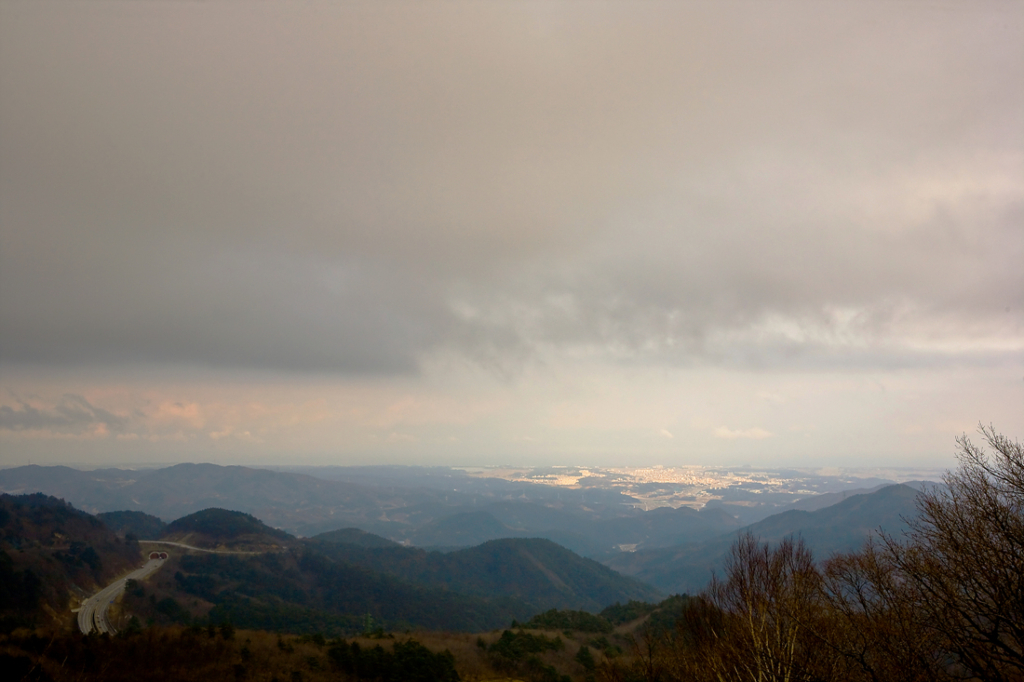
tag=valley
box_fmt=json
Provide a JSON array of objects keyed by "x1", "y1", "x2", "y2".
[
  {"x1": 1, "y1": 454, "x2": 1011, "y2": 682},
  {"x1": 1, "y1": 463, "x2": 931, "y2": 637}
]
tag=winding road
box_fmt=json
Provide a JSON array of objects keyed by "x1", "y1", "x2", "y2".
[
  {"x1": 76, "y1": 556, "x2": 165, "y2": 635},
  {"x1": 139, "y1": 540, "x2": 261, "y2": 554},
  {"x1": 76, "y1": 541, "x2": 277, "y2": 634}
]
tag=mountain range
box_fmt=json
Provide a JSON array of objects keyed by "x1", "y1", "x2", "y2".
[
  {"x1": 1, "y1": 463, "x2": 931, "y2": 633},
  {"x1": 0, "y1": 494, "x2": 660, "y2": 634},
  {"x1": 0, "y1": 463, "x2": 742, "y2": 554}
]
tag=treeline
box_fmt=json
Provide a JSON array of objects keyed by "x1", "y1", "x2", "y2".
[
  {"x1": 165, "y1": 508, "x2": 293, "y2": 541},
  {"x1": 485, "y1": 629, "x2": 571, "y2": 682},
  {"x1": 521, "y1": 608, "x2": 613, "y2": 633},
  {"x1": 605, "y1": 426, "x2": 1024, "y2": 682},
  {"x1": 164, "y1": 545, "x2": 535, "y2": 633},
  {"x1": 327, "y1": 638, "x2": 459, "y2": 682},
  {"x1": 0, "y1": 625, "x2": 461, "y2": 682},
  {"x1": 519, "y1": 596, "x2": 692, "y2": 636},
  {"x1": 307, "y1": 536, "x2": 660, "y2": 611}
]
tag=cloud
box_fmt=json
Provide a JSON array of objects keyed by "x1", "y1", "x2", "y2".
[
  {"x1": 0, "y1": 394, "x2": 130, "y2": 435},
  {"x1": 713, "y1": 427, "x2": 774, "y2": 440},
  {"x1": 0, "y1": 1, "x2": 1019, "y2": 378}
]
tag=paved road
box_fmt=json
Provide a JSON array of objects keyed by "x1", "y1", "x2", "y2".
[
  {"x1": 77, "y1": 557, "x2": 165, "y2": 635},
  {"x1": 76, "y1": 542, "x2": 274, "y2": 634},
  {"x1": 139, "y1": 540, "x2": 260, "y2": 554}
]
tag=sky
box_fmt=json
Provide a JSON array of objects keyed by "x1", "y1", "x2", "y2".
[{"x1": 1, "y1": 1, "x2": 1021, "y2": 469}]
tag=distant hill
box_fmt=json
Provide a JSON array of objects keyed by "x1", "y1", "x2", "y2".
[
  {"x1": 0, "y1": 463, "x2": 397, "y2": 534},
  {"x1": 594, "y1": 505, "x2": 741, "y2": 549},
  {"x1": 0, "y1": 464, "x2": 749, "y2": 556},
  {"x1": 605, "y1": 484, "x2": 923, "y2": 594},
  {"x1": 775, "y1": 485, "x2": 889, "y2": 513},
  {"x1": 0, "y1": 465, "x2": 157, "y2": 515},
  {"x1": 164, "y1": 508, "x2": 295, "y2": 551},
  {"x1": 311, "y1": 527, "x2": 398, "y2": 547},
  {"x1": 310, "y1": 536, "x2": 662, "y2": 613},
  {"x1": 408, "y1": 511, "x2": 514, "y2": 547},
  {"x1": 400, "y1": 502, "x2": 739, "y2": 555},
  {"x1": 0, "y1": 493, "x2": 141, "y2": 630},
  {"x1": 0, "y1": 464, "x2": 743, "y2": 553},
  {"x1": 97, "y1": 510, "x2": 167, "y2": 540}
]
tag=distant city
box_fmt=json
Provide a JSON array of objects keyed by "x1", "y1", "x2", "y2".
[{"x1": 456, "y1": 464, "x2": 946, "y2": 511}]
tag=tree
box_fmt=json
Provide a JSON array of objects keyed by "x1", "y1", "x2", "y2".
[
  {"x1": 881, "y1": 425, "x2": 1024, "y2": 680},
  {"x1": 819, "y1": 542, "x2": 947, "y2": 681},
  {"x1": 658, "y1": 534, "x2": 837, "y2": 682},
  {"x1": 645, "y1": 425, "x2": 1022, "y2": 682}
]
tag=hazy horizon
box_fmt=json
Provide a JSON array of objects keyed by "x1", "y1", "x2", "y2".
[{"x1": 2, "y1": 1, "x2": 1021, "y2": 469}]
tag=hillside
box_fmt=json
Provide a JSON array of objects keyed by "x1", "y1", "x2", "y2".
[
  {"x1": 154, "y1": 547, "x2": 535, "y2": 633},
  {"x1": 312, "y1": 527, "x2": 399, "y2": 547},
  {"x1": 51, "y1": 505, "x2": 662, "y2": 634},
  {"x1": 97, "y1": 510, "x2": 167, "y2": 540},
  {"x1": 408, "y1": 510, "x2": 514, "y2": 547},
  {"x1": 0, "y1": 493, "x2": 141, "y2": 630},
  {"x1": 404, "y1": 503, "x2": 740, "y2": 556},
  {"x1": 309, "y1": 536, "x2": 662, "y2": 613},
  {"x1": 605, "y1": 484, "x2": 923, "y2": 593},
  {"x1": 163, "y1": 508, "x2": 295, "y2": 551}
]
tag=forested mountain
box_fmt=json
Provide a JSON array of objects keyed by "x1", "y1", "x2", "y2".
[
  {"x1": 150, "y1": 518, "x2": 661, "y2": 632},
  {"x1": 164, "y1": 548, "x2": 536, "y2": 632},
  {"x1": 313, "y1": 527, "x2": 399, "y2": 547},
  {"x1": 163, "y1": 508, "x2": 296, "y2": 551},
  {"x1": 97, "y1": 510, "x2": 167, "y2": 540},
  {"x1": 1, "y1": 465, "x2": 937, "y2": 635},
  {"x1": 0, "y1": 493, "x2": 141, "y2": 630},
  {"x1": 0, "y1": 495, "x2": 664, "y2": 635},
  {"x1": 309, "y1": 537, "x2": 661, "y2": 613}
]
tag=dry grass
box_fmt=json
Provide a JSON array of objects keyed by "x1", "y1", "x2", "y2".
[{"x1": 2, "y1": 618, "x2": 639, "y2": 682}]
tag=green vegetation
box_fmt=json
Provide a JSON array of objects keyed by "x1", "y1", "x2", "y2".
[
  {"x1": 310, "y1": 537, "x2": 661, "y2": 612},
  {"x1": 97, "y1": 510, "x2": 167, "y2": 540},
  {"x1": 574, "y1": 644, "x2": 595, "y2": 670},
  {"x1": 523, "y1": 609, "x2": 612, "y2": 633},
  {"x1": 327, "y1": 638, "x2": 460, "y2": 682},
  {"x1": 0, "y1": 626, "x2": 463, "y2": 682},
  {"x1": 166, "y1": 508, "x2": 292, "y2": 541},
  {"x1": 598, "y1": 599, "x2": 658, "y2": 625},
  {"x1": 166, "y1": 547, "x2": 534, "y2": 633},
  {"x1": 311, "y1": 527, "x2": 398, "y2": 547},
  {"x1": 487, "y1": 629, "x2": 571, "y2": 682}
]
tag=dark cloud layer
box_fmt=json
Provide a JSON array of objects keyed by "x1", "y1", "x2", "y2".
[{"x1": 1, "y1": 1, "x2": 1020, "y2": 374}]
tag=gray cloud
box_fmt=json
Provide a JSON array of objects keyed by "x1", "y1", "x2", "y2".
[
  {"x1": 0, "y1": 394, "x2": 130, "y2": 434},
  {"x1": 1, "y1": 1, "x2": 1020, "y2": 374}
]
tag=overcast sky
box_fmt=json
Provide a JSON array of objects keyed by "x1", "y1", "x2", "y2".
[{"x1": 1, "y1": 1, "x2": 1021, "y2": 469}]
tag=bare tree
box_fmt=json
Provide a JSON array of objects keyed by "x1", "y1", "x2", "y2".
[
  {"x1": 701, "y1": 533, "x2": 834, "y2": 682},
  {"x1": 819, "y1": 542, "x2": 948, "y2": 682},
  {"x1": 649, "y1": 426, "x2": 1022, "y2": 682},
  {"x1": 883, "y1": 425, "x2": 1024, "y2": 681}
]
